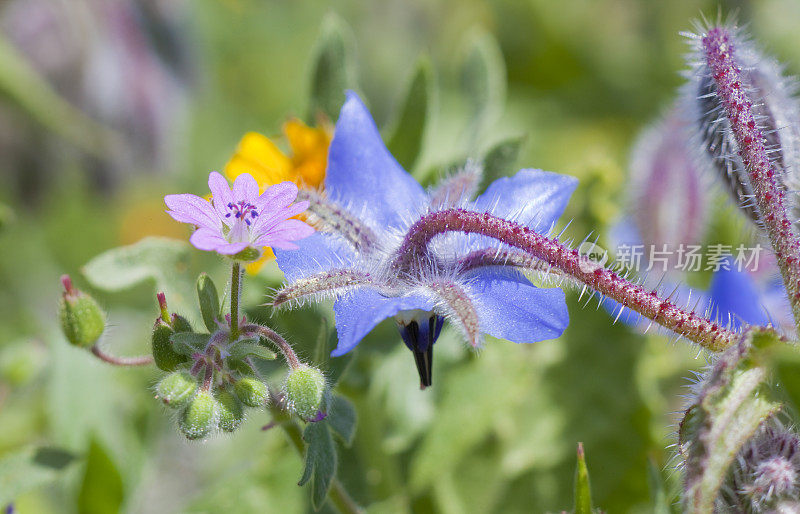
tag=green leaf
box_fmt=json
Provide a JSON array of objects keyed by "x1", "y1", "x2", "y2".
[
  {"x1": 767, "y1": 344, "x2": 800, "y2": 411},
  {"x1": 308, "y1": 13, "x2": 355, "y2": 122},
  {"x1": 299, "y1": 421, "x2": 337, "y2": 511},
  {"x1": 77, "y1": 439, "x2": 124, "y2": 514},
  {"x1": 327, "y1": 395, "x2": 357, "y2": 446},
  {"x1": 386, "y1": 57, "x2": 433, "y2": 171},
  {"x1": 82, "y1": 237, "x2": 195, "y2": 318},
  {"x1": 460, "y1": 30, "x2": 506, "y2": 145},
  {"x1": 680, "y1": 329, "x2": 782, "y2": 512},
  {"x1": 170, "y1": 332, "x2": 211, "y2": 356},
  {"x1": 647, "y1": 458, "x2": 672, "y2": 514},
  {"x1": 0, "y1": 446, "x2": 76, "y2": 505},
  {"x1": 574, "y1": 443, "x2": 593, "y2": 514},
  {"x1": 481, "y1": 135, "x2": 525, "y2": 189},
  {"x1": 228, "y1": 339, "x2": 277, "y2": 361},
  {"x1": 196, "y1": 273, "x2": 221, "y2": 332}
]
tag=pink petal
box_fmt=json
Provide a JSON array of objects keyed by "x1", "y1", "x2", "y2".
[
  {"x1": 252, "y1": 200, "x2": 310, "y2": 233},
  {"x1": 232, "y1": 173, "x2": 259, "y2": 202},
  {"x1": 189, "y1": 227, "x2": 229, "y2": 251},
  {"x1": 208, "y1": 172, "x2": 233, "y2": 219},
  {"x1": 255, "y1": 181, "x2": 299, "y2": 211},
  {"x1": 255, "y1": 219, "x2": 315, "y2": 247},
  {"x1": 165, "y1": 194, "x2": 220, "y2": 229}
]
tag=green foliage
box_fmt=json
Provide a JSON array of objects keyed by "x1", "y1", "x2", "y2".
[
  {"x1": 196, "y1": 273, "x2": 221, "y2": 332},
  {"x1": 574, "y1": 443, "x2": 593, "y2": 514},
  {"x1": 77, "y1": 439, "x2": 124, "y2": 514},
  {"x1": 460, "y1": 30, "x2": 506, "y2": 146},
  {"x1": 0, "y1": 447, "x2": 76, "y2": 506},
  {"x1": 228, "y1": 339, "x2": 277, "y2": 361},
  {"x1": 679, "y1": 330, "x2": 782, "y2": 513},
  {"x1": 326, "y1": 395, "x2": 357, "y2": 446},
  {"x1": 82, "y1": 237, "x2": 196, "y2": 319},
  {"x1": 481, "y1": 135, "x2": 525, "y2": 190},
  {"x1": 308, "y1": 13, "x2": 355, "y2": 122},
  {"x1": 386, "y1": 57, "x2": 433, "y2": 171},
  {"x1": 300, "y1": 421, "x2": 337, "y2": 511}
]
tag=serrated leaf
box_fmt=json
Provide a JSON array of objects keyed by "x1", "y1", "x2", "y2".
[
  {"x1": 574, "y1": 443, "x2": 593, "y2": 514},
  {"x1": 680, "y1": 329, "x2": 782, "y2": 512},
  {"x1": 170, "y1": 332, "x2": 211, "y2": 356},
  {"x1": 308, "y1": 13, "x2": 355, "y2": 121},
  {"x1": 299, "y1": 421, "x2": 337, "y2": 511},
  {"x1": 196, "y1": 273, "x2": 220, "y2": 332},
  {"x1": 82, "y1": 237, "x2": 195, "y2": 318},
  {"x1": 481, "y1": 135, "x2": 525, "y2": 189},
  {"x1": 77, "y1": 438, "x2": 123, "y2": 514},
  {"x1": 386, "y1": 57, "x2": 433, "y2": 170},
  {"x1": 460, "y1": 30, "x2": 506, "y2": 145},
  {"x1": 327, "y1": 395, "x2": 357, "y2": 446},
  {"x1": 228, "y1": 339, "x2": 277, "y2": 361},
  {"x1": 0, "y1": 446, "x2": 76, "y2": 505}
]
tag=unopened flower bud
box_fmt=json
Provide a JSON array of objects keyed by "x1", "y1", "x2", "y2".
[
  {"x1": 233, "y1": 376, "x2": 269, "y2": 408},
  {"x1": 283, "y1": 365, "x2": 326, "y2": 421},
  {"x1": 216, "y1": 390, "x2": 244, "y2": 432},
  {"x1": 58, "y1": 275, "x2": 106, "y2": 348},
  {"x1": 155, "y1": 371, "x2": 197, "y2": 409},
  {"x1": 151, "y1": 293, "x2": 191, "y2": 372},
  {"x1": 179, "y1": 390, "x2": 218, "y2": 440}
]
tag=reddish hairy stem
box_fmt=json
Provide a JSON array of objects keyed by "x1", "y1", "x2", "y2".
[
  {"x1": 244, "y1": 324, "x2": 301, "y2": 369},
  {"x1": 394, "y1": 209, "x2": 744, "y2": 351},
  {"x1": 702, "y1": 27, "x2": 800, "y2": 332},
  {"x1": 90, "y1": 344, "x2": 154, "y2": 367}
]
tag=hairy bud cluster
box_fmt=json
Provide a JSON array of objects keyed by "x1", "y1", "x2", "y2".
[{"x1": 719, "y1": 422, "x2": 800, "y2": 512}]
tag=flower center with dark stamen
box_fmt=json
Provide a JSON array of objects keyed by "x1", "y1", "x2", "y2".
[{"x1": 225, "y1": 201, "x2": 260, "y2": 226}]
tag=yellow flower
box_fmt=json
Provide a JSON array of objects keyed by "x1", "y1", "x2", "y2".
[{"x1": 224, "y1": 119, "x2": 331, "y2": 273}]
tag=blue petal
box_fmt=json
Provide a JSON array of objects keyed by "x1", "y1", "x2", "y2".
[
  {"x1": 709, "y1": 262, "x2": 769, "y2": 327},
  {"x1": 274, "y1": 232, "x2": 356, "y2": 281},
  {"x1": 325, "y1": 92, "x2": 427, "y2": 232},
  {"x1": 332, "y1": 289, "x2": 435, "y2": 357},
  {"x1": 474, "y1": 169, "x2": 578, "y2": 232},
  {"x1": 467, "y1": 269, "x2": 569, "y2": 343}
]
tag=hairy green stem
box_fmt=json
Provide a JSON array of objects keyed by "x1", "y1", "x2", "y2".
[{"x1": 230, "y1": 261, "x2": 242, "y2": 341}]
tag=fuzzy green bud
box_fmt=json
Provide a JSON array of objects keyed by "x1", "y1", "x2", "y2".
[
  {"x1": 151, "y1": 293, "x2": 191, "y2": 372},
  {"x1": 155, "y1": 371, "x2": 197, "y2": 409},
  {"x1": 233, "y1": 377, "x2": 269, "y2": 408},
  {"x1": 216, "y1": 390, "x2": 244, "y2": 432},
  {"x1": 284, "y1": 365, "x2": 326, "y2": 421},
  {"x1": 179, "y1": 390, "x2": 217, "y2": 440},
  {"x1": 58, "y1": 275, "x2": 106, "y2": 348}
]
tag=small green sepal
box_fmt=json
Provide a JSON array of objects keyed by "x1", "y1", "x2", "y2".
[{"x1": 155, "y1": 371, "x2": 197, "y2": 409}]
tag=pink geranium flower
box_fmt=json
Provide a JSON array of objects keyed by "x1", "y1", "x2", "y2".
[{"x1": 165, "y1": 172, "x2": 314, "y2": 257}]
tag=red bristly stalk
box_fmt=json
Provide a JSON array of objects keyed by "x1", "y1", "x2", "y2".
[
  {"x1": 702, "y1": 27, "x2": 800, "y2": 333},
  {"x1": 394, "y1": 209, "x2": 744, "y2": 352}
]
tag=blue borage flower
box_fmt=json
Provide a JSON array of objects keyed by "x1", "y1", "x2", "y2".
[{"x1": 273, "y1": 92, "x2": 575, "y2": 388}]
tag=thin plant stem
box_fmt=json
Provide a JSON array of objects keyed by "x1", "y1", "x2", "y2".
[
  {"x1": 230, "y1": 261, "x2": 242, "y2": 341},
  {"x1": 394, "y1": 209, "x2": 767, "y2": 352},
  {"x1": 244, "y1": 324, "x2": 301, "y2": 369},
  {"x1": 90, "y1": 344, "x2": 153, "y2": 367}
]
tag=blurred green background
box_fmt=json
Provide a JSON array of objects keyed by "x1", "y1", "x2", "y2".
[{"x1": 1, "y1": 0, "x2": 799, "y2": 512}]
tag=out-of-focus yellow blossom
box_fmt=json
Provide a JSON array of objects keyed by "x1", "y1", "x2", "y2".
[{"x1": 224, "y1": 119, "x2": 331, "y2": 274}]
